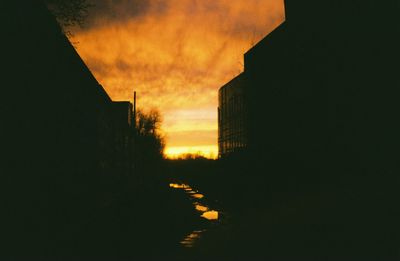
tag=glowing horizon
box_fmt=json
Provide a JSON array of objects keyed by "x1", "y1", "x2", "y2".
[
  {"x1": 164, "y1": 145, "x2": 218, "y2": 159},
  {"x1": 71, "y1": 0, "x2": 285, "y2": 159}
]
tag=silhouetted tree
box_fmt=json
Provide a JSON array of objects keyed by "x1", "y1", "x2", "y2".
[
  {"x1": 136, "y1": 109, "x2": 165, "y2": 161},
  {"x1": 178, "y1": 153, "x2": 209, "y2": 161}
]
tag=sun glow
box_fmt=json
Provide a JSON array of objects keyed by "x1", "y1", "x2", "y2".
[{"x1": 164, "y1": 145, "x2": 218, "y2": 159}]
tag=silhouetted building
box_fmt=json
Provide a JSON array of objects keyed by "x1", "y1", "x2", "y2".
[
  {"x1": 217, "y1": 2, "x2": 399, "y2": 254},
  {"x1": 111, "y1": 101, "x2": 134, "y2": 176},
  {"x1": 2, "y1": 1, "x2": 139, "y2": 253},
  {"x1": 218, "y1": 74, "x2": 248, "y2": 157},
  {"x1": 219, "y1": 0, "x2": 399, "y2": 165}
]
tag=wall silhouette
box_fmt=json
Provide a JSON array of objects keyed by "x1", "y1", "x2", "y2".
[
  {"x1": 218, "y1": 0, "x2": 400, "y2": 227},
  {"x1": 1, "y1": 1, "x2": 136, "y2": 255},
  {"x1": 215, "y1": 0, "x2": 400, "y2": 255},
  {"x1": 219, "y1": 0, "x2": 399, "y2": 171}
]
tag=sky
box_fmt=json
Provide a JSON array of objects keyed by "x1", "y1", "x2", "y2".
[{"x1": 71, "y1": 0, "x2": 285, "y2": 158}]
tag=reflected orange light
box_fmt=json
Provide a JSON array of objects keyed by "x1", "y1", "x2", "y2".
[
  {"x1": 169, "y1": 183, "x2": 190, "y2": 189},
  {"x1": 180, "y1": 230, "x2": 204, "y2": 248},
  {"x1": 195, "y1": 204, "x2": 209, "y2": 212},
  {"x1": 201, "y1": 210, "x2": 219, "y2": 220},
  {"x1": 192, "y1": 193, "x2": 204, "y2": 199}
]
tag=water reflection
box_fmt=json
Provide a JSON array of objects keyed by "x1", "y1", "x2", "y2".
[
  {"x1": 180, "y1": 230, "x2": 204, "y2": 248},
  {"x1": 192, "y1": 193, "x2": 204, "y2": 199},
  {"x1": 201, "y1": 210, "x2": 219, "y2": 220},
  {"x1": 169, "y1": 183, "x2": 221, "y2": 248},
  {"x1": 195, "y1": 204, "x2": 209, "y2": 212},
  {"x1": 169, "y1": 183, "x2": 190, "y2": 189},
  {"x1": 169, "y1": 184, "x2": 214, "y2": 219}
]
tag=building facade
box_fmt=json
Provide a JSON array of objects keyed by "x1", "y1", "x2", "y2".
[
  {"x1": 218, "y1": 0, "x2": 400, "y2": 166},
  {"x1": 218, "y1": 74, "x2": 248, "y2": 157}
]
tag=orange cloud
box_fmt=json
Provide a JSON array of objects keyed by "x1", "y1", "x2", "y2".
[{"x1": 71, "y1": 0, "x2": 285, "y2": 158}]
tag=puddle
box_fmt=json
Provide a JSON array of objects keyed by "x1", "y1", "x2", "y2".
[
  {"x1": 192, "y1": 193, "x2": 204, "y2": 199},
  {"x1": 201, "y1": 210, "x2": 219, "y2": 220},
  {"x1": 169, "y1": 183, "x2": 190, "y2": 189},
  {"x1": 180, "y1": 230, "x2": 205, "y2": 248},
  {"x1": 194, "y1": 204, "x2": 209, "y2": 212},
  {"x1": 169, "y1": 183, "x2": 221, "y2": 248}
]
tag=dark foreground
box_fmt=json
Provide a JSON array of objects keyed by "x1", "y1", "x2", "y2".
[
  {"x1": 3, "y1": 157, "x2": 400, "y2": 260},
  {"x1": 167, "y1": 157, "x2": 400, "y2": 260}
]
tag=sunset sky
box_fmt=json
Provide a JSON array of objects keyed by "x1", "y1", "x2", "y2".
[{"x1": 71, "y1": 0, "x2": 285, "y2": 158}]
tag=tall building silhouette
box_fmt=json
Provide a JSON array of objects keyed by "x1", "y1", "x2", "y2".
[
  {"x1": 218, "y1": 0, "x2": 400, "y2": 170},
  {"x1": 218, "y1": 74, "x2": 247, "y2": 156},
  {"x1": 218, "y1": 2, "x2": 399, "y2": 254},
  {"x1": 2, "y1": 2, "x2": 137, "y2": 254}
]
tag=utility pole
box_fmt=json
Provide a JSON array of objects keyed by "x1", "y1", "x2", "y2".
[
  {"x1": 133, "y1": 91, "x2": 137, "y2": 129},
  {"x1": 131, "y1": 91, "x2": 138, "y2": 184}
]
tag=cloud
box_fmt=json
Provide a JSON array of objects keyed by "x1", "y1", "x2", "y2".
[
  {"x1": 166, "y1": 130, "x2": 216, "y2": 147},
  {"x1": 84, "y1": 0, "x2": 158, "y2": 27},
  {"x1": 71, "y1": 0, "x2": 285, "y2": 156}
]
